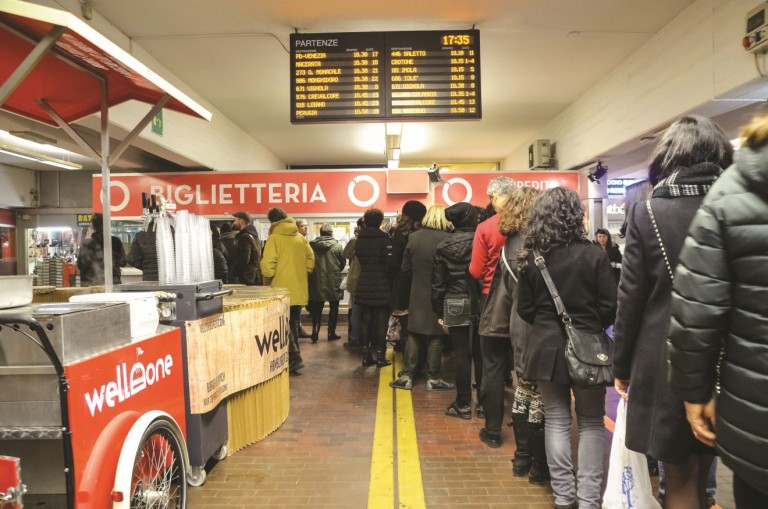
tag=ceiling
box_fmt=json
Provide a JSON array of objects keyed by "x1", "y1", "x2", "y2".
[{"x1": 1, "y1": 0, "x2": 747, "y2": 176}]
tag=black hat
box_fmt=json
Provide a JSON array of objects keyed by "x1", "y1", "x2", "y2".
[
  {"x1": 232, "y1": 211, "x2": 251, "y2": 224},
  {"x1": 267, "y1": 207, "x2": 287, "y2": 223},
  {"x1": 444, "y1": 202, "x2": 478, "y2": 228},
  {"x1": 401, "y1": 200, "x2": 427, "y2": 222}
]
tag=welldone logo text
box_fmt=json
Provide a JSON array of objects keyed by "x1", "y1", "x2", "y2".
[{"x1": 84, "y1": 355, "x2": 174, "y2": 416}]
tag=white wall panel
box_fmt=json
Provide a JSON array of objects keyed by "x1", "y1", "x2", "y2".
[{"x1": 0, "y1": 165, "x2": 36, "y2": 208}]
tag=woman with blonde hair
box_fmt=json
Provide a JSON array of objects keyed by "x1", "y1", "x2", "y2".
[
  {"x1": 669, "y1": 114, "x2": 768, "y2": 507},
  {"x1": 391, "y1": 204, "x2": 453, "y2": 390}
]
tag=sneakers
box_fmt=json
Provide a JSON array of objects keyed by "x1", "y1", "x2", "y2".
[
  {"x1": 478, "y1": 428, "x2": 502, "y2": 448},
  {"x1": 426, "y1": 379, "x2": 455, "y2": 391},
  {"x1": 445, "y1": 402, "x2": 472, "y2": 420},
  {"x1": 389, "y1": 376, "x2": 413, "y2": 390}
]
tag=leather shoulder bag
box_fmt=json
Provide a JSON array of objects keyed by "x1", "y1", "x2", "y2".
[{"x1": 533, "y1": 251, "x2": 613, "y2": 388}]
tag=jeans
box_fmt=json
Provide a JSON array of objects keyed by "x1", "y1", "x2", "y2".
[
  {"x1": 349, "y1": 295, "x2": 363, "y2": 342},
  {"x1": 449, "y1": 324, "x2": 477, "y2": 407},
  {"x1": 478, "y1": 335, "x2": 511, "y2": 436},
  {"x1": 288, "y1": 305, "x2": 303, "y2": 369},
  {"x1": 538, "y1": 381, "x2": 606, "y2": 509},
  {"x1": 401, "y1": 332, "x2": 444, "y2": 379},
  {"x1": 734, "y1": 474, "x2": 768, "y2": 509}
]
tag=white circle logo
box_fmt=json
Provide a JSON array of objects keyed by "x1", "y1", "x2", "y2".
[
  {"x1": 442, "y1": 177, "x2": 472, "y2": 205},
  {"x1": 99, "y1": 180, "x2": 130, "y2": 212},
  {"x1": 348, "y1": 175, "x2": 380, "y2": 208}
]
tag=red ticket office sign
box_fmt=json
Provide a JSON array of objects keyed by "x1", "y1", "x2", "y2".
[{"x1": 93, "y1": 170, "x2": 580, "y2": 217}]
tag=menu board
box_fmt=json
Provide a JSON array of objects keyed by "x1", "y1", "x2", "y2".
[{"x1": 290, "y1": 30, "x2": 481, "y2": 123}]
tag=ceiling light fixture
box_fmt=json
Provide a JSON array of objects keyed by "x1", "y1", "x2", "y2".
[
  {"x1": 9, "y1": 130, "x2": 57, "y2": 145},
  {"x1": 0, "y1": 144, "x2": 83, "y2": 170}
]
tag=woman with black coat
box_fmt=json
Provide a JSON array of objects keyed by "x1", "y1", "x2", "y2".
[
  {"x1": 431, "y1": 202, "x2": 480, "y2": 419},
  {"x1": 613, "y1": 115, "x2": 733, "y2": 509},
  {"x1": 668, "y1": 114, "x2": 768, "y2": 508},
  {"x1": 516, "y1": 187, "x2": 617, "y2": 509},
  {"x1": 355, "y1": 208, "x2": 396, "y2": 367},
  {"x1": 593, "y1": 228, "x2": 622, "y2": 285}
]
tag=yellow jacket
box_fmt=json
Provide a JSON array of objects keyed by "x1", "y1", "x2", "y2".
[{"x1": 260, "y1": 218, "x2": 315, "y2": 306}]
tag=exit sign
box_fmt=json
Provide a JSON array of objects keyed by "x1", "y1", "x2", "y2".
[{"x1": 152, "y1": 110, "x2": 163, "y2": 136}]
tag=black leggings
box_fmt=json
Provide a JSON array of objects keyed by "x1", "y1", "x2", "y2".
[
  {"x1": 449, "y1": 324, "x2": 478, "y2": 407},
  {"x1": 360, "y1": 304, "x2": 389, "y2": 353}
]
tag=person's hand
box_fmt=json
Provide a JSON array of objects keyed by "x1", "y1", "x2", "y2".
[
  {"x1": 685, "y1": 399, "x2": 717, "y2": 447},
  {"x1": 615, "y1": 378, "x2": 630, "y2": 401},
  {"x1": 437, "y1": 318, "x2": 444, "y2": 326}
]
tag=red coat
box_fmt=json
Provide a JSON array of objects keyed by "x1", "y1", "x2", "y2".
[{"x1": 469, "y1": 214, "x2": 506, "y2": 294}]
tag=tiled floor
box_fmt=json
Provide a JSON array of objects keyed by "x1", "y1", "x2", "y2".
[{"x1": 187, "y1": 324, "x2": 736, "y2": 509}]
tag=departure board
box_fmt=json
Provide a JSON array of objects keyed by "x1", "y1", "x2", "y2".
[{"x1": 290, "y1": 30, "x2": 481, "y2": 123}]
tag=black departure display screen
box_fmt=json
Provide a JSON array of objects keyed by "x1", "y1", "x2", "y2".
[{"x1": 290, "y1": 30, "x2": 481, "y2": 123}]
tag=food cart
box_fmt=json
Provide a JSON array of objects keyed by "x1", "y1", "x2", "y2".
[{"x1": 0, "y1": 303, "x2": 189, "y2": 508}]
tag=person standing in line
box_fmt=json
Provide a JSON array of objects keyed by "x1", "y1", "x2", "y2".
[
  {"x1": 389, "y1": 200, "x2": 427, "y2": 351},
  {"x1": 390, "y1": 204, "x2": 452, "y2": 391},
  {"x1": 78, "y1": 213, "x2": 126, "y2": 286},
  {"x1": 295, "y1": 218, "x2": 313, "y2": 339},
  {"x1": 308, "y1": 224, "x2": 346, "y2": 343},
  {"x1": 432, "y1": 202, "x2": 480, "y2": 419},
  {"x1": 127, "y1": 218, "x2": 159, "y2": 281},
  {"x1": 229, "y1": 211, "x2": 262, "y2": 286},
  {"x1": 218, "y1": 221, "x2": 236, "y2": 268},
  {"x1": 477, "y1": 187, "x2": 550, "y2": 486},
  {"x1": 613, "y1": 116, "x2": 733, "y2": 509},
  {"x1": 211, "y1": 223, "x2": 228, "y2": 283},
  {"x1": 668, "y1": 114, "x2": 768, "y2": 509},
  {"x1": 517, "y1": 187, "x2": 617, "y2": 509},
  {"x1": 261, "y1": 208, "x2": 315, "y2": 375},
  {"x1": 354, "y1": 208, "x2": 395, "y2": 368},
  {"x1": 469, "y1": 176, "x2": 517, "y2": 409},
  {"x1": 593, "y1": 228, "x2": 622, "y2": 285},
  {"x1": 343, "y1": 218, "x2": 364, "y2": 349}
]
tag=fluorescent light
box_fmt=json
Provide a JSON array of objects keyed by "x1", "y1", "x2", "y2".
[{"x1": 0, "y1": 144, "x2": 82, "y2": 170}]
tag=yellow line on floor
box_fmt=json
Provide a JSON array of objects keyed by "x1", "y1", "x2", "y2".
[
  {"x1": 395, "y1": 353, "x2": 427, "y2": 509},
  {"x1": 368, "y1": 350, "x2": 395, "y2": 509}
]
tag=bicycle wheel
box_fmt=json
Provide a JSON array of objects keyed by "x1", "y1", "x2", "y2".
[{"x1": 129, "y1": 419, "x2": 187, "y2": 508}]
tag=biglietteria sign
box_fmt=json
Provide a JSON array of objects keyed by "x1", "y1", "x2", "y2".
[{"x1": 93, "y1": 169, "x2": 579, "y2": 217}]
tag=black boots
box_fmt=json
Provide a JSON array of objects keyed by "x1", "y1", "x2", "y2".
[
  {"x1": 327, "y1": 303, "x2": 341, "y2": 340},
  {"x1": 362, "y1": 347, "x2": 391, "y2": 367},
  {"x1": 376, "y1": 348, "x2": 391, "y2": 368},
  {"x1": 310, "y1": 320, "x2": 320, "y2": 344},
  {"x1": 527, "y1": 422, "x2": 550, "y2": 485},
  {"x1": 362, "y1": 347, "x2": 377, "y2": 367},
  {"x1": 510, "y1": 412, "x2": 532, "y2": 477}
]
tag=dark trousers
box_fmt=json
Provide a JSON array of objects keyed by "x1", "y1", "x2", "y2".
[
  {"x1": 288, "y1": 305, "x2": 303, "y2": 368},
  {"x1": 360, "y1": 304, "x2": 389, "y2": 353},
  {"x1": 449, "y1": 324, "x2": 477, "y2": 407},
  {"x1": 308, "y1": 300, "x2": 340, "y2": 330},
  {"x1": 478, "y1": 335, "x2": 511, "y2": 436},
  {"x1": 734, "y1": 474, "x2": 768, "y2": 509}
]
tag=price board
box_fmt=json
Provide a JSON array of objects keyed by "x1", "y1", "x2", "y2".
[{"x1": 290, "y1": 30, "x2": 481, "y2": 123}]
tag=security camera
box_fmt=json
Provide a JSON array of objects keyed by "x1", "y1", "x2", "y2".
[{"x1": 588, "y1": 162, "x2": 608, "y2": 183}]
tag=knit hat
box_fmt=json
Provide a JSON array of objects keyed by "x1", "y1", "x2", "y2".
[
  {"x1": 444, "y1": 202, "x2": 478, "y2": 228},
  {"x1": 401, "y1": 200, "x2": 427, "y2": 222},
  {"x1": 267, "y1": 207, "x2": 287, "y2": 223}
]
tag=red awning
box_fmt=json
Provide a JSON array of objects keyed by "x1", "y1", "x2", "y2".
[{"x1": 0, "y1": 0, "x2": 211, "y2": 125}]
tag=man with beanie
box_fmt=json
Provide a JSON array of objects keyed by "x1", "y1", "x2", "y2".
[
  {"x1": 261, "y1": 208, "x2": 315, "y2": 375},
  {"x1": 432, "y1": 201, "x2": 481, "y2": 419},
  {"x1": 230, "y1": 211, "x2": 262, "y2": 285}
]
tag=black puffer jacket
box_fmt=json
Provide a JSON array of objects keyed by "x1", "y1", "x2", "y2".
[
  {"x1": 354, "y1": 227, "x2": 394, "y2": 306},
  {"x1": 77, "y1": 232, "x2": 126, "y2": 286},
  {"x1": 669, "y1": 147, "x2": 768, "y2": 492},
  {"x1": 431, "y1": 228, "x2": 475, "y2": 319},
  {"x1": 127, "y1": 228, "x2": 159, "y2": 281},
  {"x1": 230, "y1": 224, "x2": 262, "y2": 285}
]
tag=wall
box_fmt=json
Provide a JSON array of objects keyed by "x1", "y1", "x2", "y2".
[
  {"x1": 39, "y1": 170, "x2": 95, "y2": 208},
  {"x1": 502, "y1": 0, "x2": 764, "y2": 171},
  {"x1": 0, "y1": 164, "x2": 36, "y2": 208}
]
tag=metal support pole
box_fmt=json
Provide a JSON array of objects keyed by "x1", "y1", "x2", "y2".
[
  {"x1": 100, "y1": 79, "x2": 113, "y2": 292},
  {"x1": 36, "y1": 98, "x2": 102, "y2": 161},
  {"x1": 0, "y1": 25, "x2": 65, "y2": 105}
]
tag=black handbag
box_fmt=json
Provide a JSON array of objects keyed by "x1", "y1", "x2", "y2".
[{"x1": 533, "y1": 252, "x2": 613, "y2": 388}]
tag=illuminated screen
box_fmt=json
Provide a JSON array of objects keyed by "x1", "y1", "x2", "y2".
[{"x1": 290, "y1": 30, "x2": 481, "y2": 123}]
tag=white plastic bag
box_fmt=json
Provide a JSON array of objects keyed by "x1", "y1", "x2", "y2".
[{"x1": 602, "y1": 399, "x2": 661, "y2": 509}]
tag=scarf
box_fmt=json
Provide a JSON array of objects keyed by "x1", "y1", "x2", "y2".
[{"x1": 651, "y1": 162, "x2": 723, "y2": 198}]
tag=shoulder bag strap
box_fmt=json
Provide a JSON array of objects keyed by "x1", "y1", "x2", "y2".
[
  {"x1": 500, "y1": 244, "x2": 518, "y2": 283},
  {"x1": 645, "y1": 200, "x2": 674, "y2": 281},
  {"x1": 533, "y1": 250, "x2": 571, "y2": 323}
]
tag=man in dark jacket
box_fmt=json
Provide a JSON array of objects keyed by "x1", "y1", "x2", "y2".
[
  {"x1": 218, "y1": 221, "x2": 236, "y2": 265},
  {"x1": 308, "y1": 224, "x2": 346, "y2": 342},
  {"x1": 229, "y1": 211, "x2": 262, "y2": 285},
  {"x1": 78, "y1": 213, "x2": 127, "y2": 286},
  {"x1": 127, "y1": 219, "x2": 159, "y2": 281},
  {"x1": 669, "y1": 115, "x2": 768, "y2": 506}
]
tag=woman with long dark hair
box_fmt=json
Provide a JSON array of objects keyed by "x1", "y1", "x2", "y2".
[
  {"x1": 517, "y1": 187, "x2": 617, "y2": 509},
  {"x1": 593, "y1": 228, "x2": 622, "y2": 285},
  {"x1": 613, "y1": 115, "x2": 733, "y2": 509}
]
